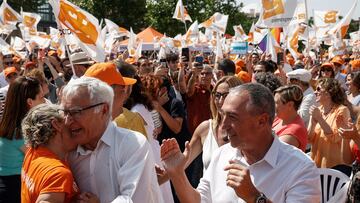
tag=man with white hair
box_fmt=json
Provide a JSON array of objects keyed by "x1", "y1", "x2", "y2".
[
  {"x1": 60, "y1": 77, "x2": 163, "y2": 203},
  {"x1": 286, "y1": 69, "x2": 317, "y2": 127}
]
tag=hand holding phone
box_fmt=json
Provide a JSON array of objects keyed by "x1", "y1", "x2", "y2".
[{"x1": 181, "y1": 48, "x2": 190, "y2": 62}]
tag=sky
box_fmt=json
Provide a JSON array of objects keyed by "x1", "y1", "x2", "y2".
[{"x1": 238, "y1": 0, "x2": 360, "y2": 19}]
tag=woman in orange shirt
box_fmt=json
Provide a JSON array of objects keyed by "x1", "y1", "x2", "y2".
[
  {"x1": 308, "y1": 78, "x2": 351, "y2": 168},
  {"x1": 21, "y1": 103, "x2": 98, "y2": 203}
]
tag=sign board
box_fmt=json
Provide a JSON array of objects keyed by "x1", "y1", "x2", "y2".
[{"x1": 230, "y1": 42, "x2": 248, "y2": 55}]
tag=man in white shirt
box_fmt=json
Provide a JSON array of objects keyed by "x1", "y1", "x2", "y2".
[
  {"x1": 161, "y1": 83, "x2": 321, "y2": 203},
  {"x1": 286, "y1": 68, "x2": 317, "y2": 127},
  {"x1": 60, "y1": 77, "x2": 163, "y2": 203}
]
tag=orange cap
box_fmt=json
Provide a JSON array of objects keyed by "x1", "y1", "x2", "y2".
[
  {"x1": 4, "y1": 67, "x2": 17, "y2": 78},
  {"x1": 85, "y1": 62, "x2": 137, "y2": 86},
  {"x1": 351, "y1": 59, "x2": 360, "y2": 71},
  {"x1": 235, "y1": 59, "x2": 245, "y2": 74},
  {"x1": 237, "y1": 71, "x2": 251, "y2": 83},
  {"x1": 331, "y1": 56, "x2": 344, "y2": 65},
  {"x1": 321, "y1": 62, "x2": 335, "y2": 69}
]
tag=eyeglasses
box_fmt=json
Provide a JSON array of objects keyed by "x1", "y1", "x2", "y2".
[
  {"x1": 59, "y1": 102, "x2": 105, "y2": 119},
  {"x1": 321, "y1": 68, "x2": 333, "y2": 72},
  {"x1": 253, "y1": 69, "x2": 265, "y2": 74},
  {"x1": 213, "y1": 92, "x2": 229, "y2": 100}
]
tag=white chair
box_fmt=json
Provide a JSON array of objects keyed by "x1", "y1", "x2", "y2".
[{"x1": 318, "y1": 168, "x2": 350, "y2": 203}]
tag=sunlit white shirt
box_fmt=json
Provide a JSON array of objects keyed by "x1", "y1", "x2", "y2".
[
  {"x1": 197, "y1": 136, "x2": 321, "y2": 203},
  {"x1": 68, "y1": 122, "x2": 163, "y2": 203}
]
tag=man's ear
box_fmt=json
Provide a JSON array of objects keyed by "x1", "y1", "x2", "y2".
[
  {"x1": 258, "y1": 113, "x2": 270, "y2": 127},
  {"x1": 101, "y1": 103, "x2": 110, "y2": 116},
  {"x1": 51, "y1": 119, "x2": 62, "y2": 133}
]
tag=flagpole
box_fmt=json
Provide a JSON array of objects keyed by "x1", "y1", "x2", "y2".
[
  {"x1": 304, "y1": 0, "x2": 310, "y2": 57},
  {"x1": 64, "y1": 43, "x2": 76, "y2": 77},
  {"x1": 184, "y1": 21, "x2": 188, "y2": 32}
]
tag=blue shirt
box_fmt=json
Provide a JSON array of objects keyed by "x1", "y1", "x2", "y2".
[{"x1": 0, "y1": 137, "x2": 24, "y2": 176}]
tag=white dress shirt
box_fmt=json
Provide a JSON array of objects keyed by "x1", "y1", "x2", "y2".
[
  {"x1": 197, "y1": 136, "x2": 321, "y2": 203},
  {"x1": 298, "y1": 87, "x2": 317, "y2": 128},
  {"x1": 0, "y1": 72, "x2": 8, "y2": 88},
  {"x1": 68, "y1": 122, "x2": 163, "y2": 203}
]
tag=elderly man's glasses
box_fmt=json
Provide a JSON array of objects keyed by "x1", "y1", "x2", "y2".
[{"x1": 60, "y1": 102, "x2": 104, "y2": 119}]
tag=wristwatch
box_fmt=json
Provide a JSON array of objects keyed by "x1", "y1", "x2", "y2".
[{"x1": 255, "y1": 193, "x2": 267, "y2": 203}]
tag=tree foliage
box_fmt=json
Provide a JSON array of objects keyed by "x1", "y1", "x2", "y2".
[
  {"x1": 70, "y1": 0, "x2": 147, "y2": 33},
  {"x1": 145, "y1": 0, "x2": 253, "y2": 37},
  {"x1": 3, "y1": 0, "x2": 46, "y2": 13}
]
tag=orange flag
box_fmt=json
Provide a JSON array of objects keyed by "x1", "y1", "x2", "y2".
[{"x1": 49, "y1": 0, "x2": 105, "y2": 62}]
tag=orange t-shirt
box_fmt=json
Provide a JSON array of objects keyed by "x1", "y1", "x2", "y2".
[{"x1": 21, "y1": 147, "x2": 79, "y2": 203}]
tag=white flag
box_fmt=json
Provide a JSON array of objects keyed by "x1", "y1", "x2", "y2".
[
  {"x1": 11, "y1": 36, "x2": 25, "y2": 51},
  {"x1": 199, "y1": 12, "x2": 228, "y2": 34},
  {"x1": 329, "y1": 0, "x2": 357, "y2": 38},
  {"x1": 49, "y1": 0, "x2": 105, "y2": 62},
  {"x1": 0, "y1": 1, "x2": 21, "y2": 25},
  {"x1": 105, "y1": 19, "x2": 129, "y2": 38},
  {"x1": 184, "y1": 20, "x2": 199, "y2": 46},
  {"x1": 20, "y1": 12, "x2": 41, "y2": 40},
  {"x1": 173, "y1": 0, "x2": 192, "y2": 23},
  {"x1": 257, "y1": 0, "x2": 306, "y2": 28},
  {"x1": 233, "y1": 24, "x2": 248, "y2": 42},
  {"x1": 128, "y1": 27, "x2": 137, "y2": 56}
]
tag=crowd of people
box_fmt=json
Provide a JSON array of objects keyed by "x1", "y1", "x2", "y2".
[{"x1": 0, "y1": 46, "x2": 360, "y2": 202}]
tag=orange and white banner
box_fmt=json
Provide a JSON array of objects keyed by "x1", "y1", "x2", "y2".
[
  {"x1": 173, "y1": 0, "x2": 192, "y2": 23},
  {"x1": 199, "y1": 12, "x2": 228, "y2": 34},
  {"x1": 0, "y1": 0, "x2": 21, "y2": 25},
  {"x1": 329, "y1": 0, "x2": 357, "y2": 38},
  {"x1": 49, "y1": 0, "x2": 105, "y2": 62},
  {"x1": 257, "y1": 0, "x2": 306, "y2": 28},
  {"x1": 127, "y1": 27, "x2": 137, "y2": 56},
  {"x1": 184, "y1": 20, "x2": 199, "y2": 45},
  {"x1": 314, "y1": 10, "x2": 339, "y2": 27},
  {"x1": 20, "y1": 12, "x2": 41, "y2": 41},
  {"x1": 104, "y1": 19, "x2": 129, "y2": 38},
  {"x1": 233, "y1": 24, "x2": 248, "y2": 42}
]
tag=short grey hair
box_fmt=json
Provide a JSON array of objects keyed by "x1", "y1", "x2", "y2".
[
  {"x1": 229, "y1": 83, "x2": 275, "y2": 125},
  {"x1": 61, "y1": 77, "x2": 114, "y2": 119},
  {"x1": 22, "y1": 103, "x2": 63, "y2": 148}
]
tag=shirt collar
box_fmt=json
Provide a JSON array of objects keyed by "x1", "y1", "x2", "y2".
[
  {"x1": 255, "y1": 132, "x2": 280, "y2": 168},
  {"x1": 76, "y1": 121, "x2": 113, "y2": 155}
]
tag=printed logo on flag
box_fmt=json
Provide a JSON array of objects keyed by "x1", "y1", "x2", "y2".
[
  {"x1": 324, "y1": 11, "x2": 337, "y2": 24},
  {"x1": 23, "y1": 16, "x2": 37, "y2": 27},
  {"x1": 262, "y1": 0, "x2": 285, "y2": 20},
  {"x1": 58, "y1": 0, "x2": 98, "y2": 45},
  {"x1": 4, "y1": 8, "x2": 18, "y2": 23}
]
